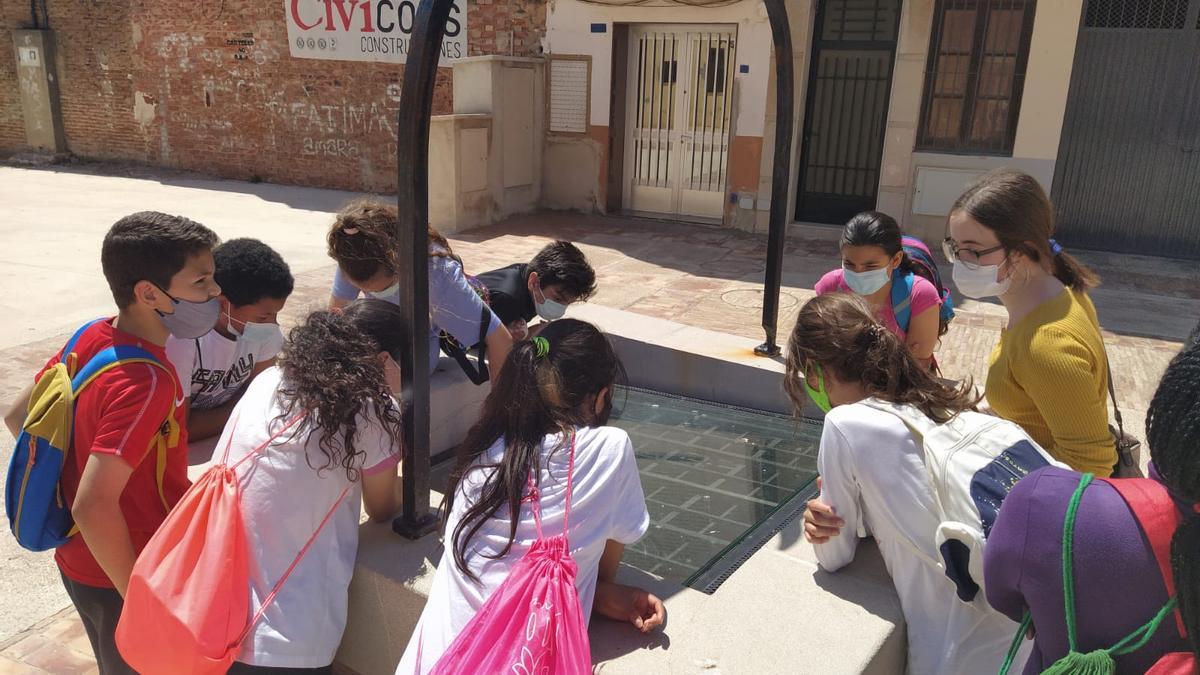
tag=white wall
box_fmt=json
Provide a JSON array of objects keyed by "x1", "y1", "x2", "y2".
[{"x1": 545, "y1": 0, "x2": 774, "y2": 137}]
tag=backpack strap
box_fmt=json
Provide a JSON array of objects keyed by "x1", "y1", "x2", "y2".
[
  {"x1": 70, "y1": 345, "x2": 178, "y2": 512},
  {"x1": 441, "y1": 304, "x2": 493, "y2": 385},
  {"x1": 61, "y1": 318, "x2": 110, "y2": 373},
  {"x1": 890, "y1": 271, "x2": 915, "y2": 333},
  {"x1": 527, "y1": 429, "x2": 578, "y2": 544},
  {"x1": 1100, "y1": 477, "x2": 1187, "y2": 638}
]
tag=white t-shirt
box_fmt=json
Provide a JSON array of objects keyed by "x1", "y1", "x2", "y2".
[
  {"x1": 814, "y1": 400, "x2": 1020, "y2": 675},
  {"x1": 396, "y1": 426, "x2": 649, "y2": 675},
  {"x1": 220, "y1": 367, "x2": 401, "y2": 669},
  {"x1": 166, "y1": 327, "x2": 285, "y2": 410}
]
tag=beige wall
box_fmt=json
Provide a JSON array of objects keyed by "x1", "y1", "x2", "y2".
[{"x1": 894, "y1": 0, "x2": 1084, "y2": 243}]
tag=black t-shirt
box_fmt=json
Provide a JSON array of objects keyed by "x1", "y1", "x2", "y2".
[{"x1": 476, "y1": 263, "x2": 536, "y2": 325}]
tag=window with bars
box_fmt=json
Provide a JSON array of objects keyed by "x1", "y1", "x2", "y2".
[
  {"x1": 916, "y1": 0, "x2": 1037, "y2": 155},
  {"x1": 1084, "y1": 0, "x2": 1189, "y2": 29}
]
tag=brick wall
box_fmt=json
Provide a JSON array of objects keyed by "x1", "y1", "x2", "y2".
[
  {"x1": 0, "y1": 4, "x2": 32, "y2": 153},
  {"x1": 1, "y1": 0, "x2": 546, "y2": 192}
]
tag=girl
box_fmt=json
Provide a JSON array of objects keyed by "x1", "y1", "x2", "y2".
[
  {"x1": 326, "y1": 199, "x2": 513, "y2": 376},
  {"x1": 397, "y1": 318, "x2": 665, "y2": 673},
  {"x1": 944, "y1": 169, "x2": 1114, "y2": 475},
  {"x1": 788, "y1": 293, "x2": 1034, "y2": 675},
  {"x1": 223, "y1": 299, "x2": 405, "y2": 674},
  {"x1": 984, "y1": 327, "x2": 1200, "y2": 673},
  {"x1": 814, "y1": 211, "x2": 944, "y2": 369}
]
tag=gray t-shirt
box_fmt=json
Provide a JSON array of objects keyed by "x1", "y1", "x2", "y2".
[{"x1": 330, "y1": 255, "x2": 500, "y2": 373}]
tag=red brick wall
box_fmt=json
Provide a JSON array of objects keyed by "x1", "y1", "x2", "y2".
[
  {"x1": 0, "y1": 5, "x2": 33, "y2": 153},
  {"x1": 1, "y1": 0, "x2": 546, "y2": 192}
]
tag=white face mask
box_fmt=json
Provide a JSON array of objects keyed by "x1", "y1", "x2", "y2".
[
  {"x1": 952, "y1": 261, "x2": 1012, "y2": 299},
  {"x1": 842, "y1": 266, "x2": 891, "y2": 296},
  {"x1": 535, "y1": 297, "x2": 568, "y2": 321},
  {"x1": 367, "y1": 281, "x2": 400, "y2": 300}
]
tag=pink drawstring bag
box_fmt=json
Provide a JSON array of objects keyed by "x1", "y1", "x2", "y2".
[
  {"x1": 116, "y1": 415, "x2": 349, "y2": 675},
  {"x1": 422, "y1": 431, "x2": 591, "y2": 675}
]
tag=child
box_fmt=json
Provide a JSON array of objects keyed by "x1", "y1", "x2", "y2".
[
  {"x1": 476, "y1": 240, "x2": 598, "y2": 340},
  {"x1": 814, "y1": 211, "x2": 944, "y2": 368},
  {"x1": 4, "y1": 212, "x2": 220, "y2": 675},
  {"x1": 945, "y1": 169, "x2": 1113, "y2": 475},
  {"x1": 222, "y1": 299, "x2": 404, "y2": 674},
  {"x1": 787, "y1": 293, "x2": 1040, "y2": 675},
  {"x1": 326, "y1": 200, "x2": 512, "y2": 375},
  {"x1": 397, "y1": 319, "x2": 664, "y2": 673},
  {"x1": 167, "y1": 238, "x2": 294, "y2": 442},
  {"x1": 984, "y1": 327, "x2": 1200, "y2": 673}
]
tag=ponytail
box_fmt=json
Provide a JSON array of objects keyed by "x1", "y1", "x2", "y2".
[
  {"x1": 785, "y1": 293, "x2": 979, "y2": 423},
  {"x1": 1051, "y1": 250, "x2": 1101, "y2": 292},
  {"x1": 445, "y1": 319, "x2": 621, "y2": 580}
]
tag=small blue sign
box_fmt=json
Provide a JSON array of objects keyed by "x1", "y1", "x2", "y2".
[
  {"x1": 739, "y1": 64, "x2": 749, "y2": 74},
  {"x1": 591, "y1": 23, "x2": 607, "y2": 33}
]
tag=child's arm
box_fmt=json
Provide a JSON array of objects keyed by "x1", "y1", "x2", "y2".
[
  {"x1": 361, "y1": 464, "x2": 402, "y2": 522},
  {"x1": 905, "y1": 305, "x2": 940, "y2": 368},
  {"x1": 812, "y1": 422, "x2": 863, "y2": 573},
  {"x1": 593, "y1": 540, "x2": 665, "y2": 633},
  {"x1": 4, "y1": 382, "x2": 33, "y2": 437},
  {"x1": 72, "y1": 454, "x2": 138, "y2": 596}
]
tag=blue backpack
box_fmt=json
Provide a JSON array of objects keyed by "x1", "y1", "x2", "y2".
[
  {"x1": 891, "y1": 235, "x2": 955, "y2": 334},
  {"x1": 5, "y1": 319, "x2": 173, "y2": 552}
]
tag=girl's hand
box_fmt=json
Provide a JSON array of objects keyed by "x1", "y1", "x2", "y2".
[
  {"x1": 594, "y1": 581, "x2": 666, "y2": 633},
  {"x1": 803, "y1": 479, "x2": 845, "y2": 544}
]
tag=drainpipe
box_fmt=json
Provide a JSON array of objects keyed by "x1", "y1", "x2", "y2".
[
  {"x1": 391, "y1": 0, "x2": 453, "y2": 540},
  {"x1": 754, "y1": 0, "x2": 795, "y2": 358}
]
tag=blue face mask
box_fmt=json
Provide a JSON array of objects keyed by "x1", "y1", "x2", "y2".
[{"x1": 842, "y1": 266, "x2": 891, "y2": 296}]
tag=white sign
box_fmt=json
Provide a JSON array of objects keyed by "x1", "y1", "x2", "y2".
[
  {"x1": 284, "y1": 0, "x2": 467, "y2": 65},
  {"x1": 18, "y1": 47, "x2": 40, "y2": 66}
]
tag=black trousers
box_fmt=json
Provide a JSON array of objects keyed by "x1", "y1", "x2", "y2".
[{"x1": 59, "y1": 572, "x2": 136, "y2": 675}]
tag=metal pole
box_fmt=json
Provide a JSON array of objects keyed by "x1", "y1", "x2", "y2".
[
  {"x1": 391, "y1": 0, "x2": 453, "y2": 539},
  {"x1": 755, "y1": 0, "x2": 795, "y2": 358}
]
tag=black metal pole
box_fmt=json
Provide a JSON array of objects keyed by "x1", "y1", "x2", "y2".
[
  {"x1": 391, "y1": 0, "x2": 453, "y2": 539},
  {"x1": 755, "y1": 0, "x2": 795, "y2": 358}
]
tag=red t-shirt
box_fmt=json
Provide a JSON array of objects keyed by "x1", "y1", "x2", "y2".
[{"x1": 37, "y1": 318, "x2": 191, "y2": 587}]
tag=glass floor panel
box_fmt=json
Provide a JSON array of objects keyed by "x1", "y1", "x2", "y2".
[{"x1": 609, "y1": 387, "x2": 822, "y2": 592}]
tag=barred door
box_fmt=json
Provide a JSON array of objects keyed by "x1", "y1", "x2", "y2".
[
  {"x1": 795, "y1": 0, "x2": 902, "y2": 224},
  {"x1": 625, "y1": 26, "x2": 737, "y2": 219},
  {"x1": 1052, "y1": 0, "x2": 1200, "y2": 258}
]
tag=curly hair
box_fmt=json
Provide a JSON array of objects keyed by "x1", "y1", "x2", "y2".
[
  {"x1": 213, "y1": 238, "x2": 294, "y2": 307},
  {"x1": 327, "y1": 199, "x2": 457, "y2": 284},
  {"x1": 275, "y1": 299, "x2": 405, "y2": 480},
  {"x1": 785, "y1": 293, "x2": 978, "y2": 423}
]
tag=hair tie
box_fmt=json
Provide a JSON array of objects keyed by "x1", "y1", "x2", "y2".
[
  {"x1": 1049, "y1": 238, "x2": 1063, "y2": 255},
  {"x1": 532, "y1": 336, "x2": 550, "y2": 359}
]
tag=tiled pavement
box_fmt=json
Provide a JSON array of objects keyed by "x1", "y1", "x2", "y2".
[{"x1": 2, "y1": 207, "x2": 1196, "y2": 671}]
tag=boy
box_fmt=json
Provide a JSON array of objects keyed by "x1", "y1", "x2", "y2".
[
  {"x1": 167, "y1": 238, "x2": 293, "y2": 442},
  {"x1": 476, "y1": 240, "x2": 597, "y2": 340},
  {"x1": 4, "y1": 212, "x2": 220, "y2": 675}
]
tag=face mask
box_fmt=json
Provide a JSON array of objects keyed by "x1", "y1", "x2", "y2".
[
  {"x1": 842, "y1": 267, "x2": 891, "y2": 296},
  {"x1": 368, "y1": 281, "x2": 400, "y2": 300},
  {"x1": 227, "y1": 312, "x2": 284, "y2": 345},
  {"x1": 157, "y1": 290, "x2": 220, "y2": 339},
  {"x1": 805, "y1": 365, "x2": 833, "y2": 414},
  {"x1": 532, "y1": 282, "x2": 568, "y2": 321},
  {"x1": 952, "y1": 261, "x2": 1012, "y2": 299}
]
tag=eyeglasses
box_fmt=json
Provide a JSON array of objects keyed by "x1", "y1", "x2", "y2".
[{"x1": 942, "y1": 237, "x2": 1005, "y2": 270}]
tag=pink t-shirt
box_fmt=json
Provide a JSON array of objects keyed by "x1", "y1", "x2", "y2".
[{"x1": 814, "y1": 268, "x2": 942, "y2": 340}]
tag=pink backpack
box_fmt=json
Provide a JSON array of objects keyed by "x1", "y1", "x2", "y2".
[
  {"x1": 116, "y1": 415, "x2": 350, "y2": 674},
  {"x1": 420, "y1": 431, "x2": 591, "y2": 674}
]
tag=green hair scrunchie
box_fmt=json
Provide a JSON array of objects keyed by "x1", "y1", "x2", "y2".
[{"x1": 532, "y1": 336, "x2": 550, "y2": 358}]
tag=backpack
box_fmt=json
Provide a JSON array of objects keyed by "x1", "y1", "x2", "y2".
[
  {"x1": 5, "y1": 318, "x2": 174, "y2": 552},
  {"x1": 859, "y1": 399, "x2": 1065, "y2": 610},
  {"x1": 999, "y1": 474, "x2": 1187, "y2": 675},
  {"x1": 439, "y1": 275, "x2": 493, "y2": 385},
  {"x1": 417, "y1": 430, "x2": 591, "y2": 674},
  {"x1": 116, "y1": 413, "x2": 349, "y2": 675},
  {"x1": 891, "y1": 236, "x2": 955, "y2": 334}
]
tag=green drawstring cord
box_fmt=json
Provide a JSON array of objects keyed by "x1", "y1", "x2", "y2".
[{"x1": 997, "y1": 473, "x2": 1178, "y2": 675}]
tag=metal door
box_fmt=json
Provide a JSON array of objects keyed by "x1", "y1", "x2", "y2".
[
  {"x1": 795, "y1": 0, "x2": 902, "y2": 224},
  {"x1": 625, "y1": 27, "x2": 737, "y2": 219},
  {"x1": 1052, "y1": 0, "x2": 1200, "y2": 259}
]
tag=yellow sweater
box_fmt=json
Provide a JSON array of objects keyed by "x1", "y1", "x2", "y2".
[{"x1": 987, "y1": 289, "x2": 1117, "y2": 476}]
